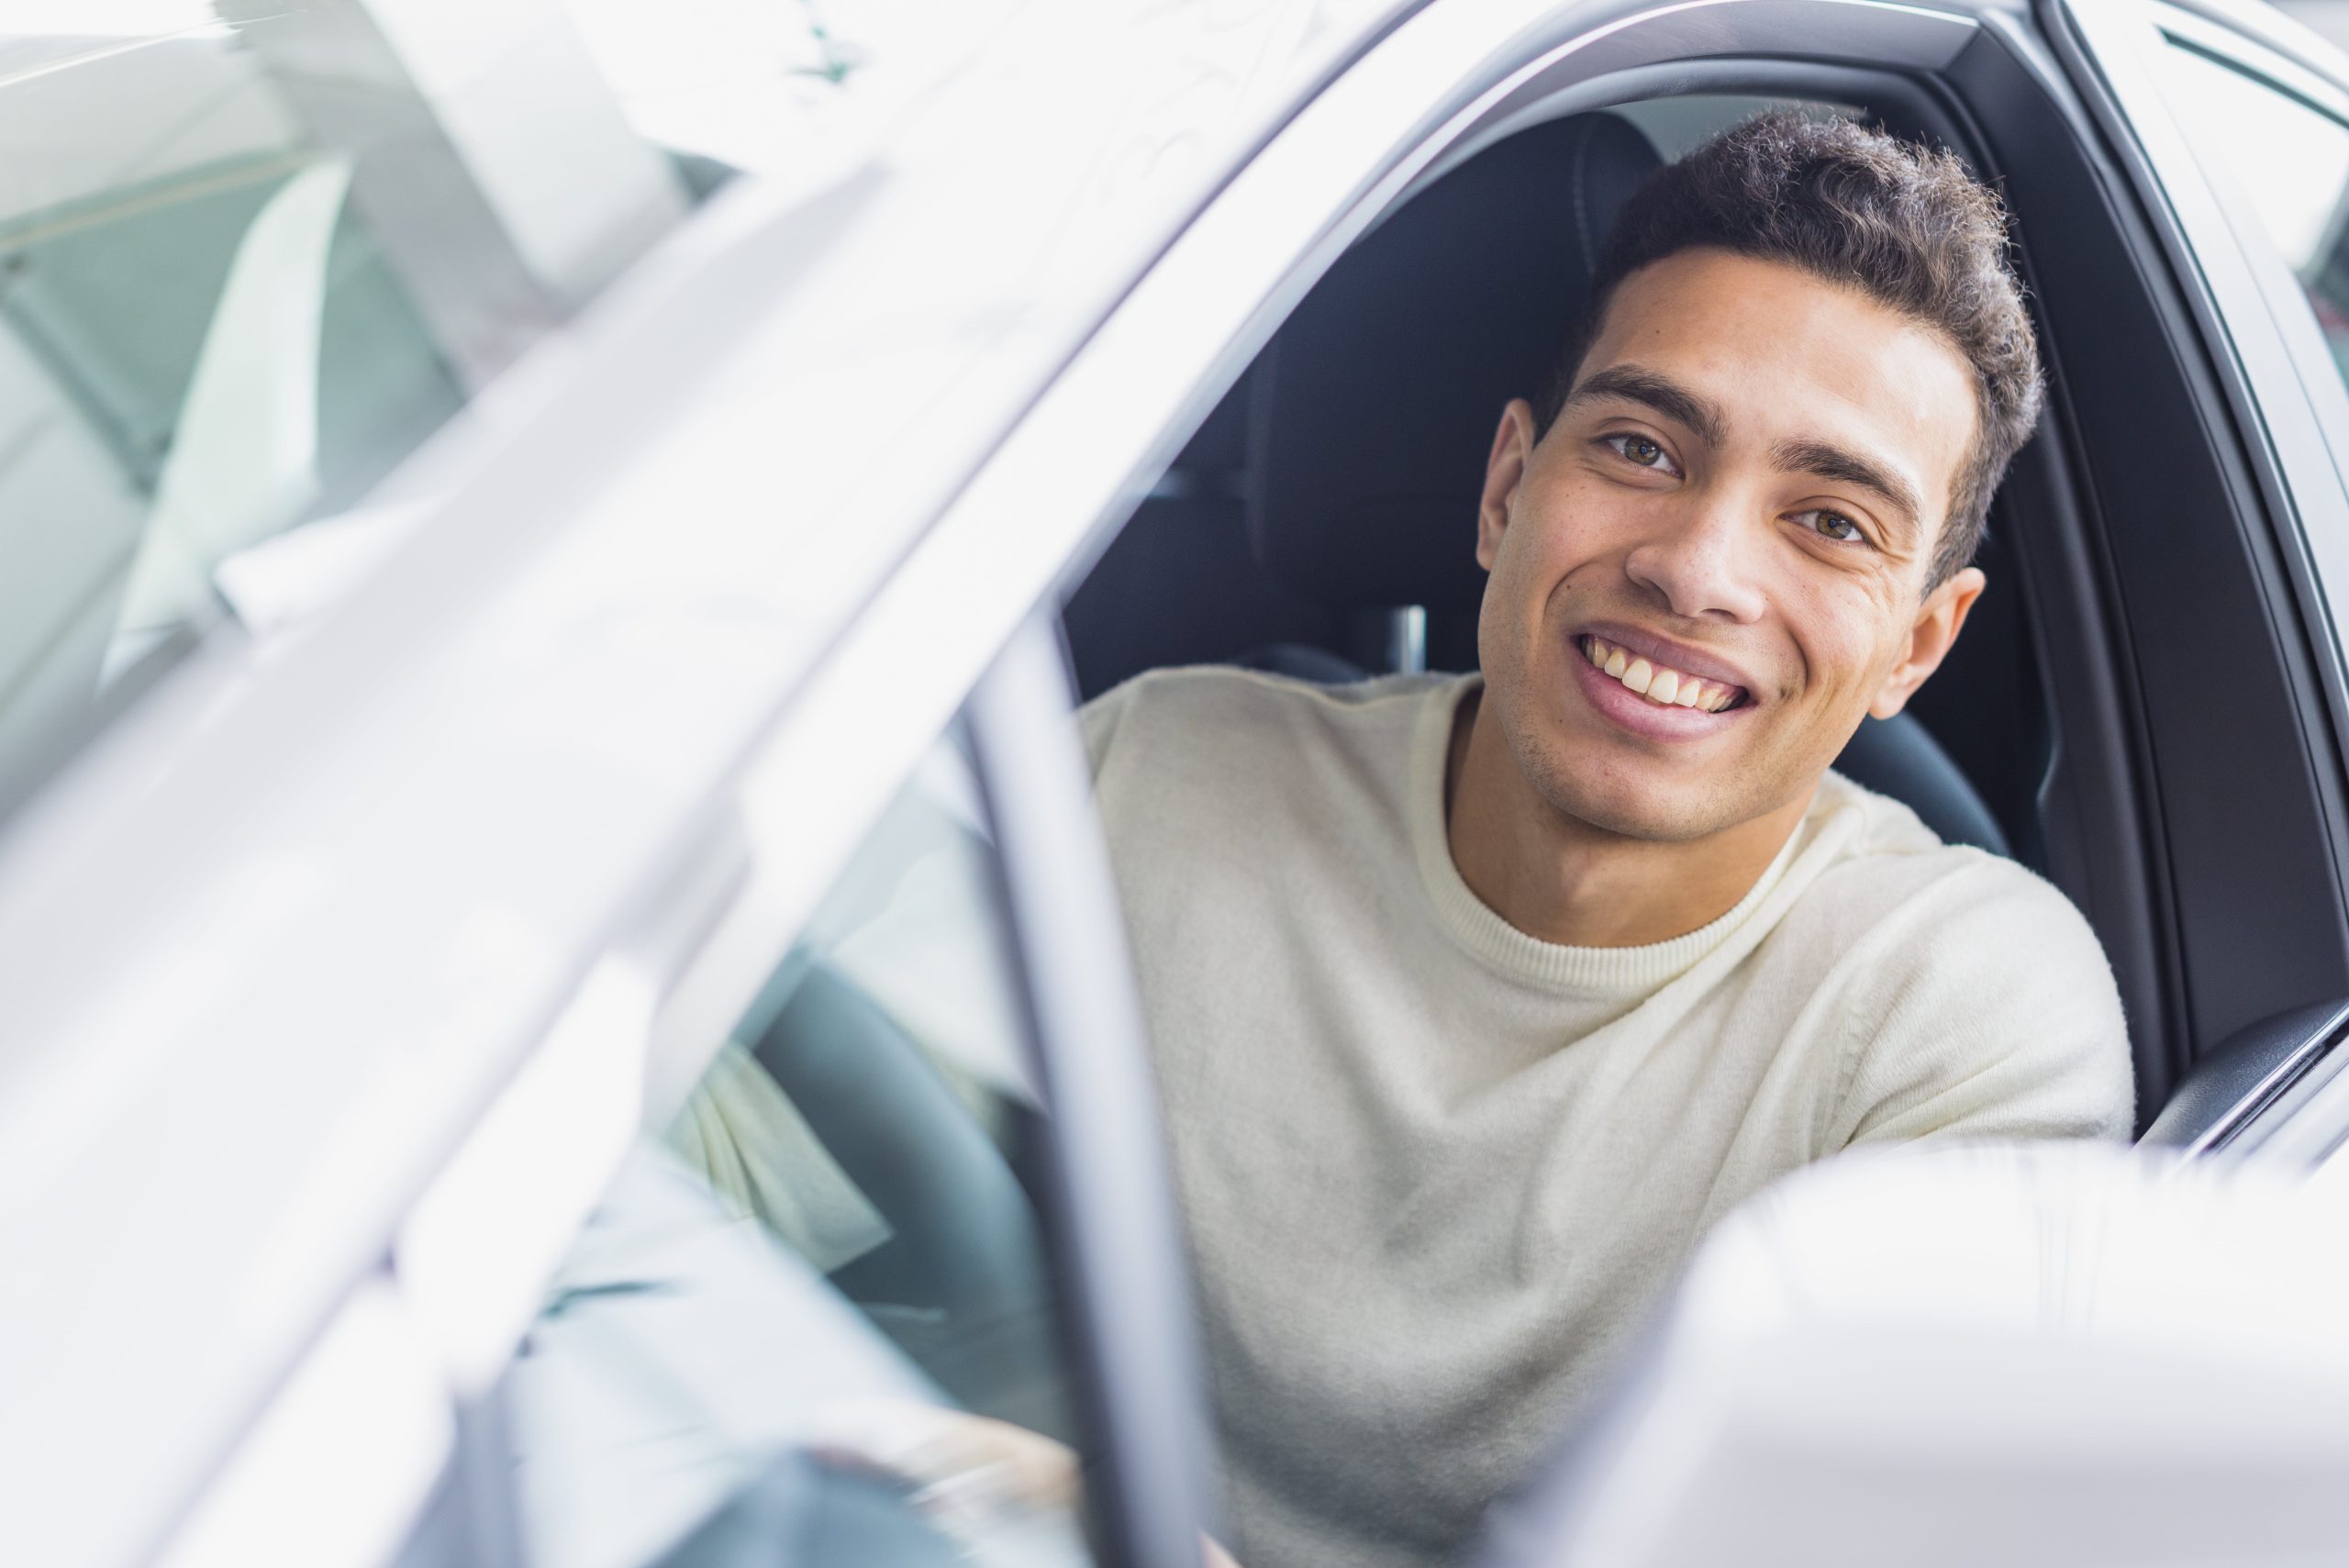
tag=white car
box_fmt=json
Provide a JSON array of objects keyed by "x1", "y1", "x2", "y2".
[{"x1": 6, "y1": 1, "x2": 2349, "y2": 1565}]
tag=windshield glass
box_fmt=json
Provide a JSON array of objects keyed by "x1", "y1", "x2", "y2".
[{"x1": 0, "y1": 0, "x2": 719, "y2": 822}]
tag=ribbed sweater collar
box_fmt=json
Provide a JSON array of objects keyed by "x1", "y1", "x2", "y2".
[{"x1": 1408, "y1": 674, "x2": 1803, "y2": 997}]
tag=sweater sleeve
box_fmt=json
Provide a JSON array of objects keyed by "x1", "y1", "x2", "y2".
[
  {"x1": 1828, "y1": 858, "x2": 2135, "y2": 1149},
  {"x1": 1079, "y1": 673, "x2": 1150, "y2": 781}
]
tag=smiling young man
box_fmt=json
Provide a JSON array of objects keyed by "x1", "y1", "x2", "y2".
[{"x1": 1081, "y1": 115, "x2": 2132, "y2": 1568}]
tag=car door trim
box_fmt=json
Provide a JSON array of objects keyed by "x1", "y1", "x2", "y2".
[
  {"x1": 966, "y1": 615, "x2": 1221, "y2": 1568},
  {"x1": 2049, "y1": 0, "x2": 2349, "y2": 955}
]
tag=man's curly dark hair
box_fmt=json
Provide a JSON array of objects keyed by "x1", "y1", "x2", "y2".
[{"x1": 1536, "y1": 110, "x2": 2043, "y2": 589}]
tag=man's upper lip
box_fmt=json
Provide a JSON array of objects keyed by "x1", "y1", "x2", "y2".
[{"x1": 1575, "y1": 621, "x2": 1758, "y2": 696}]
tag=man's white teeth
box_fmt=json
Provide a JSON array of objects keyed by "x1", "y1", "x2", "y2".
[{"x1": 1581, "y1": 637, "x2": 1739, "y2": 713}]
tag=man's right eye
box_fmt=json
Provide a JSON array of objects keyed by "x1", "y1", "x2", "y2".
[{"x1": 1602, "y1": 432, "x2": 1677, "y2": 473}]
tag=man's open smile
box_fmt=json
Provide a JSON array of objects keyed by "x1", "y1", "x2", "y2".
[
  {"x1": 1578, "y1": 634, "x2": 1748, "y2": 712},
  {"x1": 1568, "y1": 625, "x2": 1756, "y2": 741}
]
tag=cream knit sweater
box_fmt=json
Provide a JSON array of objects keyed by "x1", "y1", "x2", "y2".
[{"x1": 1082, "y1": 666, "x2": 2132, "y2": 1568}]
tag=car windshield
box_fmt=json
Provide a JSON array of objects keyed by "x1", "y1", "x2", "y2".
[{"x1": 0, "y1": 0, "x2": 724, "y2": 823}]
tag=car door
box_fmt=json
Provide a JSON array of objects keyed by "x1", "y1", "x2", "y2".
[
  {"x1": 304, "y1": 617, "x2": 1213, "y2": 1568},
  {"x1": 0, "y1": 6, "x2": 1414, "y2": 1564},
  {"x1": 2050, "y1": 0, "x2": 2349, "y2": 1157}
]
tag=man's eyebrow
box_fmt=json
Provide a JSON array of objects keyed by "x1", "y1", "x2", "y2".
[
  {"x1": 1564, "y1": 365, "x2": 1727, "y2": 448},
  {"x1": 1771, "y1": 437, "x2": 1924, "y2": 537}
]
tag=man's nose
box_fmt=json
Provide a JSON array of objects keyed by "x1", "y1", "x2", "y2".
[{"x1": 1622, "y1": 490, "x2": 1768, "y2": 623}]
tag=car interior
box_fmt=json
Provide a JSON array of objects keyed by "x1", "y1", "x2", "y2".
[
  {"x1": 1057, "y1": 69, "x2": 2349, "y2": 1140},
  {"x1": 512, "y1": 59, "x2": 2349, "y2": 1568},
  {"x1": 1065, "y1": 96, "x2": 2025, "y2": 860}
]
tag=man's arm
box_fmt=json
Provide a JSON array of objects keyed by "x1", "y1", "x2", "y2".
[
  {"x1": 1079, "y1": 671, "x2": 1152, "y2": 780},
  {"x1": 1827, "y1": 860, "x2": 2135, "y2": 1149},
  {"x1": 814, "y1": 1400, "x2": 1242, "y2": 1567}
]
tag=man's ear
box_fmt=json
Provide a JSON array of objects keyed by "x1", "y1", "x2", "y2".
[
  {"x1": 1869, "y1": 565, "x2": 1986, "y2": 719},
  {"x1": 1476, "y1": 399, "x2": 1540, "y2": 571}
]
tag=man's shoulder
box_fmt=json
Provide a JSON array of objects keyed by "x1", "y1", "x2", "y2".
[
  {"x1": 1079, "y1": 666, "x2": 1452, "y2": 903},
  {"x1": 1081, "y1": 663, "x2": 1453, "y2": 778},
  {"x1": 1787, "y1": 777, "x2": 2132, "y2": 1143},
  {"x1": 1795, "y1": 773, "x2": 2103, "y2": 973}
]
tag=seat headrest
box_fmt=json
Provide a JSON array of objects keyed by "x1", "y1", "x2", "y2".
[{"x1": 1247, "y1": 112, "x2": 1664, "y2": 611}]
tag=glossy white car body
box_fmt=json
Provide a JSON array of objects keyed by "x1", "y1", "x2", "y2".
[{"x1": 7, "y1": 0, "x2": 2349, "y2": 1564}]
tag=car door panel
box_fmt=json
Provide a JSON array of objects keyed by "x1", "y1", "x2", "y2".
[{"x1": 2139, "y1": 997, "x2": 2349, "y2": 1149}]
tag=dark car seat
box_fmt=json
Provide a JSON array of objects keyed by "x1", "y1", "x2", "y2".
[
  {"x1": 1237, "y1": 108, "x2": 2010, "y2": 857},
  {"x1": 1245, "y1": 112, "x2": 1661, "y2": 651}
]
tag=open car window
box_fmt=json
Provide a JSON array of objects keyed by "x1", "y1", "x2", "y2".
[
  {"x1": 0, "y1": 1, "x2": 706, "y2": 823},
  {"x1": 490, "y1": 720, "x2": 1106, "y2": 1568}
]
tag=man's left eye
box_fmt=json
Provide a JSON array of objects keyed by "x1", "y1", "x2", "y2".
[{"x1": 1795, "y1": 509, "x2": 1868, "y2": 545}]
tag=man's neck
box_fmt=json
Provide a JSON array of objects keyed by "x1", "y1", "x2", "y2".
[{"x1": 1443, "y1": 686, "x2": 1813, "y2": 949}]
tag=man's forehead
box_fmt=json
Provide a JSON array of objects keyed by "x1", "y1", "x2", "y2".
[{"x1": 1579, "y1": 253, "x2": 1976, "y2": 516}]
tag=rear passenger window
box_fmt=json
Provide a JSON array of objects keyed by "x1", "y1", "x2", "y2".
[
  {"x1": 500, "y1": 723, "x2": 1105, "y2": 1568},
  {"x1": 2154, "y1": 33, "x2": 2349, "y2": 392}
]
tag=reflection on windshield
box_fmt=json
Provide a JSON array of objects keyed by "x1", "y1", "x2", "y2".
[{"x1": 0, "y1": 0, "x2": 710, "y2": 822}]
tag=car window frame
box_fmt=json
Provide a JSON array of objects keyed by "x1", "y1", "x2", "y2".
[
  {"x1": 2138, "y1": 11, "x2": 2349, "y2": 673},
  {"x1": 2056, "y1": 0, "x2": 2349, "y2": 877},
  {"x1": 964, "y1": 616, "x2": 1218, "y2": 1568},
  {"x1": 2039, "y1": 0, "x2": 2349, "y2": 1146}
]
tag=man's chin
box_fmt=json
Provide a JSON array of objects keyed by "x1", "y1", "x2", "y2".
[{"x1": 1532, "y1": 771, "x2": 1742, "y2": 845}]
